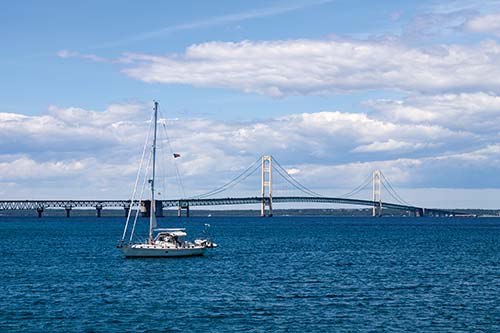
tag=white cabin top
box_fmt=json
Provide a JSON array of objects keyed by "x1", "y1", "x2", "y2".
[
  {"x1": 154, "y1": 230, "x2": 187, "y2": 238},
  {"x1": 154, "y1": 228, "x2": 186, "y2": 232}
]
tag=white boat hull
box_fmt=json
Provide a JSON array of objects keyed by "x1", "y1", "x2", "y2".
[{"x1": 121, "y1": 244, "x2": 206, "y2": 258}]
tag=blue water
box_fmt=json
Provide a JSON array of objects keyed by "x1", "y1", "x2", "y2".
[{"x1": 1, "y1": 216, "x2": 499, "y2": 332}]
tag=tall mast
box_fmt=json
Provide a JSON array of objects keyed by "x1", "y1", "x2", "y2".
[{"x1": 149, "y1": 101, "x2": 159, "y2": 243}]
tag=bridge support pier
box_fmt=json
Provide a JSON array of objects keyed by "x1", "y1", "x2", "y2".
[
  {"x1": 36, "y1": 207, "x2": 44, "y2": 218},
  {"x1": 124, "y1": 205, "x2": 130, "y2": 217},
  {"x1": 140, "y1": 200, "x2": 164, "y2": 218},
  {"x1": 260, "y1": 198, "x2": 273, "y2": 217},
  {"x1": 372, "y1": 204, "x2": 382, "y2": 217},
  {"x1": 96, "y1": 205, "x2": 103, "y2": 218},
  {"x1": 177, "y1": 203, "x2": 190, "y2": 217},
  {"x1": 260, "y1": 155, "x2": 273, "y2": 217},
  {"x1": 372, "y1": 170, "x2": 382, "y2": 217},
  {"x1": 156, "y1": 200, "x2": 164, "y2": 217},
  {"x1": 65, "y1": 206, "x2": 72, "y2": 218}
]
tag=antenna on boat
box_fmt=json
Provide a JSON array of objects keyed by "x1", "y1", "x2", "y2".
[{"x1": 149, "y1": 100, "x2": 159, "y2": 244}]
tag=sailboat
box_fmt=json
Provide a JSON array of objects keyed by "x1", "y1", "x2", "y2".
[{"x1": 117, "y1": 101, "x2": 216, "y2": 258}]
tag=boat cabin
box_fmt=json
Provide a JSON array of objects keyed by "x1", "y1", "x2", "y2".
[{"x1": 153, "y1": 228, "x2": 188, "y2": 246}]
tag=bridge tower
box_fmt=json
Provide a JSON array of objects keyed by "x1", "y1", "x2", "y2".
[
  {"x1": 261, "y1": 155, "x2": 273, "y2": 217},
  {"x1": 372, "y1": 170, "x2": 382, "y2": 217}
]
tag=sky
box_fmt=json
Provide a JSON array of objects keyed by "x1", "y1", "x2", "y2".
[{"x1": 2, "y1": 0, "x2": 500, "y2": 208}]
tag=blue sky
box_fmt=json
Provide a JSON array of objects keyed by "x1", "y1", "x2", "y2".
[
  {"x1": 2, "y1": 0, "x2": 411, "y2": 116},
  {"x1": 2, "y1": 0, "x2": 500, "y2": 208}
]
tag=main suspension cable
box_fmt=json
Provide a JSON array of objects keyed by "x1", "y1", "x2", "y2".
[
  {"x1": 272, "y1": 166, "x2": 318, "y2": 196},
  {"x1": 192, "y1": 157, "x2": 262, "y2": 199},
  {"x1": 380, "y1": 172, "x2": 411, "y2": 206},
  {"x1": 272, "y1": 158, "x2": 325, "y2": 197},
  {"x1": 340, "y1": 173, "x2": 373, "y2": 198}
]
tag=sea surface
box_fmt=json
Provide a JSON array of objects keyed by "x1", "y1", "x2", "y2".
[{"x1": 1, "y1": 216, "x2": 499, "y2": 332}]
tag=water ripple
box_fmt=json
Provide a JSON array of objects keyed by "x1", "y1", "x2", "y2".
[{"x1": 1, "y1": 216, "x2": 499, "y2": 332}]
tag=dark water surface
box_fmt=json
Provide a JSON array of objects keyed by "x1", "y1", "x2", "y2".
[{"x1": 1, "y1": 216, "x2": 499, "y2": 332}]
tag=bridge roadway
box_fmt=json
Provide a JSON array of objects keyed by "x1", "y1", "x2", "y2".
[{"x1": 0, "y1": 197, "x2": 464, "y2": 217}]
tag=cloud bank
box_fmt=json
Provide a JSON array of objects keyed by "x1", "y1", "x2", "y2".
[
  {"x1": 465, "y1": 13, "x2": 500, "y2": 35},
  {"x1": 116, "y1": 39, "x2": 500, "y2": 97},
  {"x1": 40, "y1": 13, "x2": 500, "y2": 207},
  {"x1": 2, "y1": 96, "x2": 500, "y2": 204}
]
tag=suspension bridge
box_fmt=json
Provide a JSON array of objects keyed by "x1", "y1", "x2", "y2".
[{"x1": 0, "y1": 155, "x2": 468, "y2": 218}]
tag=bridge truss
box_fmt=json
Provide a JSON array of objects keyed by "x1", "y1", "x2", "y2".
[
  {"x1": 0, "y1": 156, "x2": 469, "y2": 218},
  {"x1": 0, "y1": 197, "x2": 465, "y2": 217}
]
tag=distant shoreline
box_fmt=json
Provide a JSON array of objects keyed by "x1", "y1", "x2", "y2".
[{"x1": 0, "y1": 208, "x2": 498, "y2": 218}]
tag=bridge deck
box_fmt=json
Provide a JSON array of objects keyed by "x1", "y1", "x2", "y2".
[{"x1": 0, "y1": 197, "x2": 465, "y2": 216}]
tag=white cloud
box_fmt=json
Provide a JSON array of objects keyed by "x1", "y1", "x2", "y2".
[
  {"x1": 465, "y1": 13, "x2": 500, "y2": 35},
  {"x1": 367, "y1": 92, "x2": 500, "y2": 134},
  {"x1": 120, "y1": 39, "x2": 500, "y2": 96},
  {"x1": 426, "y1": 0, "x2": 500, "y2": 13},
  {"x1": 57, "y1": 50, "x2": 78, "y2": 58},
  {"x1": 403, "y1": 9, "x2": 477, "y2": 40},
  {"x1": 352, "y1": 139, "x2": 434, "y2": 153},
  {"x1": 57, "y1": 49, "x2": 109, "y2": 63},
  {"x1": 45, "y1": 4, "x2": 500, "y2": 206},
  {"x1": 47, "y1": 103, "x2": 145, "y2": 126},
  {"x1": 0, "y1": 103, "x2": 148, "y2": 157},
  {"x1": 276, "y1": 143, "x2": 500, "y2": 194},
  {"x1": 91, "y1": 0, "x2": 334, "y2": 48},
  {"x1": 2, "y1": 102, "x2": 497, "y2": 200},
  {"x1": 282, "y1": 158, "x2": 423, "y2": 190},
  {"x1": 286, "y1": 168, "x2": 300, "y2": 175},
  {"x1": 0, "y1": 157, "x2": 89, "y2": 181}
]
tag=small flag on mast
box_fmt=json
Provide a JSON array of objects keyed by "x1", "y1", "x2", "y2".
[{"x1": 173, "y1": 153, "x2": 181, "y2": 158}]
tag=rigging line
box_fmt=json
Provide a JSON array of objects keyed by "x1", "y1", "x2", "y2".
[
  {"x1": 158, "y1": 108, "x2": 186, "y2": 198},
  {"x1": 156, "y1": 119, "x2": 173, "y2": 199},
  {"x1": 122, "y1": 112, "x2": 154, "y2": 242},
  {"x1": 157, "y1": 130, "x2": 166, "y2": 198},
  {"x1": 130, "y1": 148, "x2": 153, "y2": 243},
  {"x1": 380, "y1": 172, "x2": 411, "y2": 206},
  {"x1": 130, "y1": 150, "x2": 152, "y2": 243},
  {"x1": 160, "y1": 122, "x2": 185, "y2": 197},
  {"x1": 272, "y1": 157, "x2": 325, "y2": 197},
  {"x1": 197, "y1": 161, "x2": 262, "y2": 198},
  {"x1": 192, "y1": 157, "x2": 262, "y2": 199},
  {"x1": 340, "y1": 173, "x2": 373, "y2": 198}
]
